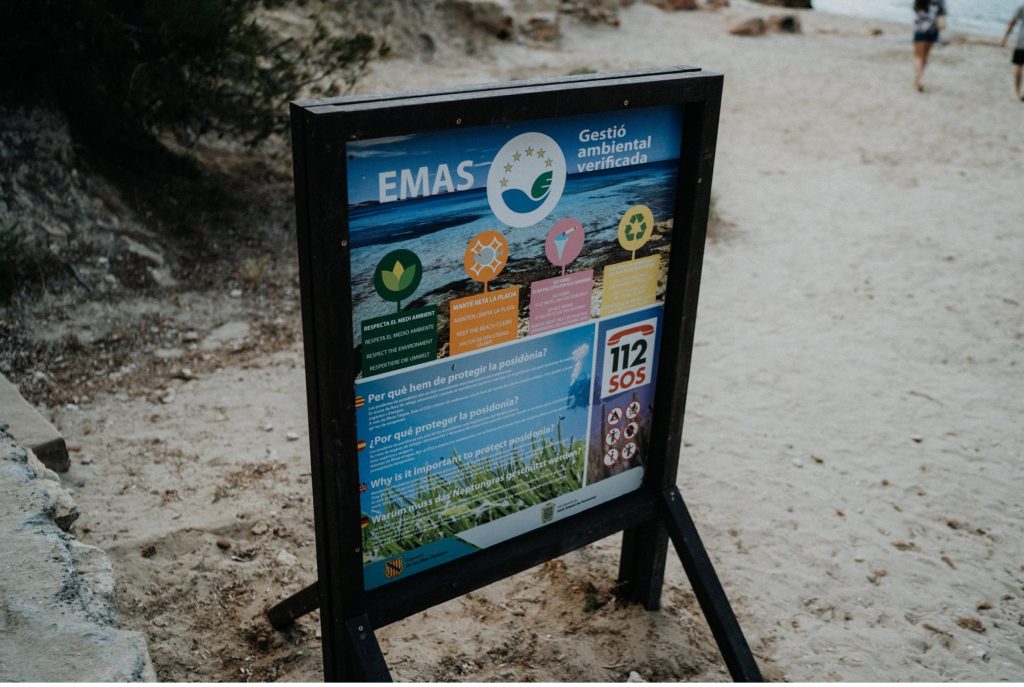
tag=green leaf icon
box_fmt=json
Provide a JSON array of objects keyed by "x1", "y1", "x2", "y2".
[
  {"x1": 531, "y1": 171, "x2": 553, "y2": 200},
  {"x1": 397, "y1": 262, "x2": 416, "y2": 290},
  {"x1": 373, "y1": 249, "x2": 424, "y2": 304},
  {"x1": 381, "y1": 268, "x2": 401, "y2": 292}
]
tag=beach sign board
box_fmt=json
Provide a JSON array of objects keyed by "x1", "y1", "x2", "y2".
[
  {"x1": 276, "y1": 67, "x2": 761, "y2": 682},
  {"x1": 348, "y1": 105, "x2": 679, "y2": 589}
]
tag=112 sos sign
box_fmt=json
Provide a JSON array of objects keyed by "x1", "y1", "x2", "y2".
[{"x1": 601, "y1": 318, "x2": 657, "y2": 399}]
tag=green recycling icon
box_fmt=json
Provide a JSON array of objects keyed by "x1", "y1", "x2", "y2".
[
  {"x1": 624, "y1": 212, "x2": 648, "y2": 242},
  {"x1": 617, "y1": 204, "x2": 654, "y2": 253},
  {"x1": 373, "y1": 248, "x2": 423, "y2": 311}
]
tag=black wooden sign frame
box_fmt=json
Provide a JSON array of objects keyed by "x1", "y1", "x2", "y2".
[{"x1": 270, "y1": 66, "x2": 761, "y2": 682}]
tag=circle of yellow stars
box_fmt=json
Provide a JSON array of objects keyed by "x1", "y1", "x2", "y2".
[{"x1": 499, "y1": 146, "x2": 554, "y2": 189}]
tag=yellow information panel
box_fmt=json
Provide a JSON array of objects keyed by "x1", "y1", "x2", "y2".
[{"x1": 600, "y1": 255, "x2": 660, "y2": 317}]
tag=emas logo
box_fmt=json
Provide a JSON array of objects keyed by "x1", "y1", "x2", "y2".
[{"x1": 486, "y1": 132, "x2": 566, "y2": 228}]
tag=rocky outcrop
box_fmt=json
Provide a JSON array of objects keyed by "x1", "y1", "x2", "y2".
[
  {"x1": 0, "y1": 373, "x2": 69, "y2": 472},
  {"x1": 0, "y1": 426, "x2": 155, "y2": 681},
  {"x1": 0, "y1": 106, "x2": 175, "y2": 299}
]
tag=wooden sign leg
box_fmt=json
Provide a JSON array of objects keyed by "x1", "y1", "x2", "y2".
[
  {"x1": 343, "y1": 614, "x2": 392, "y2": 682},
  {"x1": 267, "y1": 582, "x2": 320, "y2": 630},
  {"x1": 660, "y1": 486, "x2": 763, "y2": 682},
  {"x1": 268, "y1": 590, "x2": 391, "y2": 681},
  {"x1": 617, "y1": 523, "x2": 670, "y2": 610}
]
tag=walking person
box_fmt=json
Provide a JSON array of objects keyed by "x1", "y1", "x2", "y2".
[
  {"x1": 913, "y1": 0, "x2": 947, "y2": 92},
  {"x1": 1001, "y1": 4, "x2": 1024, "y2": 100}
]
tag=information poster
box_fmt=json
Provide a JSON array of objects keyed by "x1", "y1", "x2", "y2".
[{"x1": 346, "y1": 105, "x2": 681, "y2": 589}]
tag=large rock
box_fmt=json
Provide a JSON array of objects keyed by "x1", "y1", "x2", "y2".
[
  {"x1": 442, "y1": 0, "x2": 516, "y2": 39},
  {"x1": 512, "y1": 0, "x2": 560, "y2": 40},
  {"x1": 0, "y1": 426, "x2": 155, "y2": 681},
  {"x1": 0, "y1": 373, "x2": 69, "y2": 472},
  {"x1": 750, "y1": 0, "x2": 811, "y2": 8},
  {"x1": 644, "y1": 0, "x2": 699, "y2": 10}
]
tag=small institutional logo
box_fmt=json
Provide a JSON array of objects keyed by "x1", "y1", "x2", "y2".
[
  {"x1": 541, "y1": 501, "x2": 556, "y2": 524},
  {"x1": 384, "y1": 557, "x2": 404, "y2": 579},
  {"x1": 486, "y1": 132, "x2": 566, "y2": 228}
]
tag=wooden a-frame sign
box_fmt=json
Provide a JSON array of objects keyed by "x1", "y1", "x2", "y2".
[{"x1": 270, "y1": 66, "x2": 762, "y2": 682}]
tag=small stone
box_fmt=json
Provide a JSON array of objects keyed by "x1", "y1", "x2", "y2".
[
  {"x1": 728, "y1": 17, "x2": 766, "y2": 36},
  {"x1": 262, "y1": 422, "x2": 274, "y2": 432},
  {"x1": 152, "y1": 347, "x2": 185, "y2": 360},
  {"x1": 791, "y1": 458, "x2": 804, "y2": 468},
  {"x1": 65, "y1": 403, "x2": 79, "y2": 412},
  {"x1": 251, "y1": 522, "x2": 269, "y2": 536},
  {"x1": 911, "y1": 435, "x2": 923, "y2": 443},
  {"x1": 182, "y1": 330, "x2": 199, "y2": 342},
  {"x1": 216, "y1": 537, "x2": 231, "y2": 550},
  {"x1": 286, "y1": 431, "x2": 299, "y2": 441},
  {"x1": 766, "y1": 13, "x2": 801, "y2": 33},
  {"x1": 200, "y1": 321, "x2": 250, "y2": 351},
  {"x1": 230, "y1": 289, "x2": 242, "y2": 298},
  {"x1": 276, "y1": 549, "x2": 298, "y2": 567},
  {"x1": 160, "y1": 389, "x2": 176, "y2": 404},
  {"x1": 175, "y1": 368, "x2": 196, "y2": 381},
  {"x1": 627, "y1": 670, "x2": 646, "y2": 682},
  {"x1": 140, "y1": 543, "x2": 156, "y2": 558}
]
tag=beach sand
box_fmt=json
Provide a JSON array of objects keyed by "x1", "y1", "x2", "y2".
[{"x1": 51, "y1": 1, "x2": 1023, "y2": 680}]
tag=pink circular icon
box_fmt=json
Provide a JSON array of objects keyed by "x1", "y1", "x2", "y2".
[
  {"x1": 603, "y1": 448, "x2": 619, "y2": 466},
  {"x1": 622, "y1": 442, "x2": 637, "y2": 461},
  {"x1": 624, "y1": 421, "x2": 639, "y2": 440},
  {"x1": 605, "y1": 428, "x2": 621, "y2": 446},
  {"x1": 545, "y1": 218, "x2": 585, "y2": 270}
]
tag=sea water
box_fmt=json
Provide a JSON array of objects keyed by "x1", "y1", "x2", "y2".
[{"x1": 812, "y1": 0, "x2": 1021, "y2": 38}]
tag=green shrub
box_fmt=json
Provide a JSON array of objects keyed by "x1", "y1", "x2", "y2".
[
  {"x1": 0, "y1": 0, "x2": 383, "y2": 150},
  {"x1": 0, "y1": 222, "x2": 61, "y2": 302}
]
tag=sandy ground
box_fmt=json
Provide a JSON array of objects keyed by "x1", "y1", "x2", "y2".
[{"x1": 49, "y1": 1, "x2": 1024, "y2": 681}]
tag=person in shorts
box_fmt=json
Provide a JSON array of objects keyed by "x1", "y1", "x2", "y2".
[
  {"x1": 913, "y1": 0, "x2": 947, "y2": 92},
  {"x1": 1002, "y1": 4, "x2": 1024, "y2": 100}
]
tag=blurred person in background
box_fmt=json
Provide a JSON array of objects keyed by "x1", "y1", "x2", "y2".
[
  {"x1": 1002, "y1": 4, "x2": 1024, "y2": 100},
  {"x1": 913, "y1": 0, "x2": 947, "y2": 92}
]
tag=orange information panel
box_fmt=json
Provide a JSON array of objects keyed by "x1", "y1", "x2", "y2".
[{"x1": 449, "y1": 286, "x2": 520, "y2": 355}]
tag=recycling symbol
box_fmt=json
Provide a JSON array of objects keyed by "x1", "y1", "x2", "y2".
[
  {"x1": 624, "y1": 212, "x2": 647, "y2": 242},
  {"x1": 617, "y1": 204, "x2": 654, "y2": 252}
]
